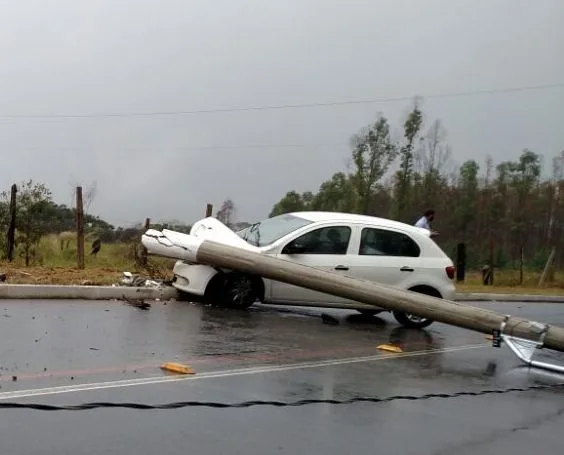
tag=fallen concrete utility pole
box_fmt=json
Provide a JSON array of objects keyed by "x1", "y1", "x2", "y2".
[{"x1": 142, "y1": 231, "x2": 564, "y2": 356}]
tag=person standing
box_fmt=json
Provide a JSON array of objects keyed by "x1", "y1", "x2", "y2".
[{"x1": 415, "y1": 209, "x2": 439, "y2": 238}]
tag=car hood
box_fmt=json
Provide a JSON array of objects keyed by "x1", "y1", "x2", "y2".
[
  {"x1": 188, "y1": 217, "x2": 260, "y2": 251},
  {"x1": 141, "y1": 217, "x2": 261, "y2": 263}
]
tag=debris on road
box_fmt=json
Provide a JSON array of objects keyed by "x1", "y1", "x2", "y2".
[
  {"x1": 160, "y1": 362, "x2": 195, "y2": 375},
  {"x1": 321, "y1": 313, "x2": 340, "y2": 325},
  {"x1": 377, "y1": 344, "x2": 403, "y2": 353},
  {"x1": 122, "y1": 295, "x2": 151, "y2": 310},
  {"x1": 118, "y1": 271, "x2": 164, "y2": 289}
]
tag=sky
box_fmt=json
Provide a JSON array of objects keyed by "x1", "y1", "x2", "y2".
[{"x1": 0, "y1": 0, "x2": 563, "y2": 227}]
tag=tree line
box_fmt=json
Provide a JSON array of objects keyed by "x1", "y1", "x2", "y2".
[{"x1": 269, "y1": 101, "x2": 564, "y2": 271}]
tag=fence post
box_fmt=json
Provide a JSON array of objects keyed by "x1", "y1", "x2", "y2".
[
  {"x1": 139, "y1": 218, "x2": 151, "y2": 266},
  {"x1": 205, "y1": 203, "x2": 213, "y2": 217},
  {"x1": 488, "y1": 239, "x2": 495, "y2": 285},
  {"x1": 6, "y1": 184, "x2": 17, "y2": 261},
  {"x1": 519, "y1": 247, "x2": 524, "y2": 285},
  {"x1": 76, "y1": 186, "x2": 85, "y2": 269},
  {"x1": 456, "y1": 243, "x2": 466, "y2": 282}
]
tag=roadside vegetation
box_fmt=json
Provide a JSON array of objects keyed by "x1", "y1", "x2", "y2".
[
  {"x1": 1, "y1": 98, "x2": 563, "y2": 295},
  {"x1": 0, "y1": 232, "x2": 562, "y2": 293}
]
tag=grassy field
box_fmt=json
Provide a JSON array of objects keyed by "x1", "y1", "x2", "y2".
[
  {"x1": 0, "y1": 234, "x2": 176, "y2": 285},
  {"x1": 0, "y1": 234, "x2": 563, "y2": 295}
]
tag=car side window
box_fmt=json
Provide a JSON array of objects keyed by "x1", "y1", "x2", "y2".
[
  {"x1": 282, "y1": 226, "x2": 352, "y2": 255},
  {"x1": 359, "y1": 228, "x2": 420, "y2": 257}
]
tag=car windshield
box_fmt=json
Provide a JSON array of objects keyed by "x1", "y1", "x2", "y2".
[{"x1": 237, "y1": 214, "x2": 313, "y2": 247}]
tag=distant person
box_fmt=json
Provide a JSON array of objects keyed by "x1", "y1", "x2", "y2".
[{"x1": 415, "y1": 209, "x2": 439, "y2": 238}]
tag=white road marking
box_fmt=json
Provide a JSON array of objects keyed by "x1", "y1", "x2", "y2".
[{"x1": 0, "y1": 343, "x2": 487, "y2": 401}]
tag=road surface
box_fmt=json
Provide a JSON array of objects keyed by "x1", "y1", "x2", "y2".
[{"x1": 0, "y1": 298, "x2": 563, "y2": 454}]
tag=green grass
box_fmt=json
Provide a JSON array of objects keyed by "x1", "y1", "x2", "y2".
[
  {"x1": 457, "y1": 270, "x2": 564, "y2": 295},
  {"x1": 1, "y1": 234, "x2": 175, "y2": 285}
]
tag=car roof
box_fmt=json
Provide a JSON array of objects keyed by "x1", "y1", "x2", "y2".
[{"x1": 288, "y1": 211, "x2": 428, "y2": 236}]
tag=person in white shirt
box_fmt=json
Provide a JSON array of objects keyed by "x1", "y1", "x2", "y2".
[{"x1": 415, "y1": 209, "x2": 439, "y2": 238}]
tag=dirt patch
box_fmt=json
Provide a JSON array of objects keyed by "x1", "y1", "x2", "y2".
[{"x1": 1, "y1": 265, "x2": 123, "y2": 285}]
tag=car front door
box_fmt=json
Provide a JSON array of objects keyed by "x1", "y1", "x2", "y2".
[
  {"x1": 269, "y1": 224, "x2": 356, "y2": 304},
  {"x1": 348, "y1": 225, "x2": 422, "y2": 288}
]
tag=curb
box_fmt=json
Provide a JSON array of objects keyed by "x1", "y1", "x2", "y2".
[
  {"x1": 0, "y1": 284, "x2": 180, "y2": 301},
  {"x1": 455, "y1": 292, "x2": 564, "y2": 303}
]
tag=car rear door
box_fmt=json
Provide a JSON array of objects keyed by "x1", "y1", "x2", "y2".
[
  {"x1": 269, "y1": 223, "x2": 358, "y2": 304},
  {"x1": 347, "y1": 225, "x2": 422, "y2": 288}
]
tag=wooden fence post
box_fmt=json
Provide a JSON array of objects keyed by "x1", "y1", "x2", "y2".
[
  {"x1": 519, "y1": 247, "x2": 524, "y2": 285},
  {"x1": 6, "y1": 184, "x2": 17, "y2": 261},
  {"x1": 488, "y1": 239, "x2": 495, "y2": 285},
  {"x1": 76, "y1": 186, "x2": 85, "y2": 269},
  {"x1": 139, "y1": 218, "x2": 151, "y2": 266}
]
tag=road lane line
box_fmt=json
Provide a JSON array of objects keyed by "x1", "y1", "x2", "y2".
[
  {"x1": 0, "y1": 340, "x2": 457, "y2": 383},
  {"x1": 0, "y1": 343, "x2": 487, "y2": 400}
]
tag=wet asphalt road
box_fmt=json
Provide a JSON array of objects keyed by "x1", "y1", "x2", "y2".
[{"x1": 0, "y1": 299, "x2": 564, "y2": 454}]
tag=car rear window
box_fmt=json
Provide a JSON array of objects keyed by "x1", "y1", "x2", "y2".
[{"x1": 359, "y1": 227, "x2": 420, "y2": 257}]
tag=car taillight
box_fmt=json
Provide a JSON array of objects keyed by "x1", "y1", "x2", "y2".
[{"x1": 445, "y1": 266, "x2": 455, "y2": 280}]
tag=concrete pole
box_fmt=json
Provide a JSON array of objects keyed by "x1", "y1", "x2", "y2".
[{"x1": 142, "y1": 232, "x2": 564, "y2": 353}]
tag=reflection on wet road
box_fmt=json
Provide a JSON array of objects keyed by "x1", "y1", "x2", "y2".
[{"x1": 0, "y1": 299, "x2": 563, "y2": 454}]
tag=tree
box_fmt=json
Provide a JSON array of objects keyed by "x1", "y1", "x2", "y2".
[
  {"x1": 269, "y1": 191, "x2": 310, "y2": 217},
  {"x1": 310, "y1": 172, "x2": 355, "y2": 212},
  {"x1": 350, "y1": 115, "x2": 398, "y2": 214},
  {"x1": 455, "y1": 160, "x2": 480, "y2": 240},
  {"x1": 216, "y1": 199, "x2": 236, "y2": 228},
  {"x1": 265, "y1": 100, "x2": 564, "y2": 272},
  {"x1": 8, "y1": 180, "x2": 53, "y2": 266},
  {"x1": 393, "y1": 101, "x2": 424, "y2": 221},
  {"x1": 509, "y1": 149, "x2": 542, "y2": 256},
  {"x1": 415, "y1": 119, "x2": 452, "y2": 209},
  {"x1": 417, "y1": 119, "x2": 452, "y2": 175}
]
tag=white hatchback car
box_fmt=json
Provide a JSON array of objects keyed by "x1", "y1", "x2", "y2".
[{"x1": 170, "y1": 211, "x2": 456, "y2": 329}]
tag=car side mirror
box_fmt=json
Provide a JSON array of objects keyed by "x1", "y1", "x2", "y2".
[{"x1": 282, "y1": 242, "x2": 306, "y2": 255}]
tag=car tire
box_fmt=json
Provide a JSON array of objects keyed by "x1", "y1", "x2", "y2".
[
  {"x1": 392, "y1": 310, "x2": 434, "y2": 329},
  {"x1": 392, "y1": 287, "x2": 439, "y2": 329},
  {"x1": 212, "y1": 272, "x2": 258, "y2": 309}
]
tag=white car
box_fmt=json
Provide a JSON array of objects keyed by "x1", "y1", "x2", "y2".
[{"x1": 167, "y1": 211, "x2": 456, "y2": 329}]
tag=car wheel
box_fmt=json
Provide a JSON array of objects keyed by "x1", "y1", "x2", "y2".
[
  {"x1": 217, "y1": 273, "x2": 258, "y2": 309},
  {"x1": 392, "y1": 286, "x2": 440, "y2": 329},
  {"x1": 392, "y1": 310, "x2": 434, "y2": 329}
]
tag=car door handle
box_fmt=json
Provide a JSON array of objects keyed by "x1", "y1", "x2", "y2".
[
  {"x1": 335, "y1": 265, "x2": 349, "y2": 271},
  {"x1": 400, "y1": 266, "x2": 414, "y2": 272}
]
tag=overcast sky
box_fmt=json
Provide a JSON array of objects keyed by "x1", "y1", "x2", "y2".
[{"x1": 0, "y1": 0, "x2": 563, "y2": 226}]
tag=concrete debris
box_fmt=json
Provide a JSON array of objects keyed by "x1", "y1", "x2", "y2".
[{"x1": 118, "y1": 272, "x2": 164, "y2": 289}]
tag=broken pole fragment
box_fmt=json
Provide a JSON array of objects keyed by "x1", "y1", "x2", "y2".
[
  {"x1": 141, "y1": 234, "x2": 564, "y2": 353},
  {"x1": 160, "y1": 362, "x2": 195, "y2": 375}
]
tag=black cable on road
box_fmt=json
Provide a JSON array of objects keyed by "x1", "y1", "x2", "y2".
[{"x1": 1, "y1": 382, "x2": 563, "y2": 411}]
